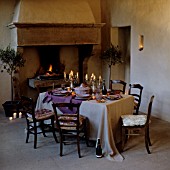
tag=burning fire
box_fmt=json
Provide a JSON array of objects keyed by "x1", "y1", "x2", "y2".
[
  {"x1": 45, "y1": 64, "x2": 53, "y2": 76},
  {"x1": 48, "y1": 64, "x2": 53, "y2": 72}
]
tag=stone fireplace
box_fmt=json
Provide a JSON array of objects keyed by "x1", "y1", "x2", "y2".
[{"x1": 9, "y1": 0, "x2": 104, "y2": 99}]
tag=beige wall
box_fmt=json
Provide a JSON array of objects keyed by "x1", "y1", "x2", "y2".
[
  {"x1": 2, "y1": 0, "x2": 170, "y2": 123},
  {"x1": 110, "y1": 0, "x2": 170, "y2": 121},
  {"x1": 0, "y1": 0, "x2": 16, "y2": 112}
]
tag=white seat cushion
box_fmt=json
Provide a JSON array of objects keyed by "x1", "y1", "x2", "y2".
[{"x1": 121, "y1": 115, "x2": 147, "y2": 126}]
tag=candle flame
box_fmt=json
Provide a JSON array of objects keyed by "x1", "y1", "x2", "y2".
[{"x1": 48, "y1": 64, "x2": 53, "y2": 72}]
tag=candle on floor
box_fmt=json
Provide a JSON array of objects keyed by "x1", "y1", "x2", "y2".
[
  {"x1": 9, "y1": 117, "x2": 13, "y2": 120},
  {"x1": 13, "y1": 112, "x2": 17, "y2": 119},
  {"x1": 19, "y1": 112, "x2": 22, "y2": 118}
]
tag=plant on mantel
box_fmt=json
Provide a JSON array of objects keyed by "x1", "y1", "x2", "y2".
[
  {"x1": 101, "y1": 43, "x2": 123, "y2": 81},
  {"x1": 0, "y1": 45, "x2": 25, "y2": 101}
]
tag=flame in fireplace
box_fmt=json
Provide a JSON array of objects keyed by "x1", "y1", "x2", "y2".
[{"x1": 48, "y1": 64, "x2": 52, "y2": 72}]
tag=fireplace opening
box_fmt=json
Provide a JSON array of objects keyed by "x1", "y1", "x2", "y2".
[{"x1": 34, "y1": 46, "x2": 65, "y2": 80}]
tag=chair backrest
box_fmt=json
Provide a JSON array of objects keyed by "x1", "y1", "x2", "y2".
[
  {"x1": 52, "y1": 103, "x2": 81, "y2": 131},
  {"x1": 109, "y1": 79, "x2": 127, "y2": 94},
  {"x1": 36, "y1": 82, "x2": 56, "y2": 93},
  {"x1": 146, "y1": 95, "x2": 155, "y2": 125},
  {"x1": 20, "y1": 95, "x2": 36, "y2": 120},
  {"x1": 128, "y1": 84, "x2": 143, "y2": 111}
]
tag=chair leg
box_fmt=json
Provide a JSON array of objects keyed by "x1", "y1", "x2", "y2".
[
  {"x1": 147, "y1": 126, "x2": 152, "y2": 146},
  {"x1": 60, "y1": 133, "x2": 63, "y2": 157},
  {"x1": 26, "y1": 130, "x2": 29, "y2": 143},
  {"x1": 40, "y1": 121, "x2": 47, "y2": 137},
  {"x1": 51, "y1": 118, "x2": 58, "y2": 143},
  {"x1": 145, "y1": 128, "x2": 151, "y2": 154},
  {"x1": 77, "y1": 135, "x2": 81, "y2": 158},
  {"x1": 84, "y1": 119, "x2": 90, "y2": 147},
  {"x1": 26, "y1": 121, "x2": 30, "y2": 143},
  {"x1": 34, "y1": 127, "x2": 37, "y2": 149},
  {"x1": 134, "y1": 108, "x2": 139, "y2": 115}
]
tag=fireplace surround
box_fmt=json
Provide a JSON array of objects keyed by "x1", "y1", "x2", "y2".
[{"x1": 8, "y1": 0, "x2": 104, "y2": 99}]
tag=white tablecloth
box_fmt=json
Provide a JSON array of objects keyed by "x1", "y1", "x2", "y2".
[
  {"x1": 80, "y1": 95, "x2": 134, "y2": 162},
  {"x1": 35, "y1": 93, "x2": 134, "y2": 161}
]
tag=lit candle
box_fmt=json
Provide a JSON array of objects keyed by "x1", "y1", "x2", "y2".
[
  {"x1": 9, "y1": 117, "x2": 13, "y2": 120},
  {"x1": 64, "y1": 72, "x2": 66, "y2": 79},
  {"x1": 76, "y1": 72, "x2": 79, "y2": 79},
  {"x1": 99, "y1": 75, "x2": 102, "y2": 81},
  {"x1": 91, "y1": 73, "x2": 94, "y2": 79},
  {"x1": 93, "y1": 75, "x2": 96, "y2": 81},
  {"x1": 13, "y1": 112, "x2": 17, "y2": 119},
  {"x1": 69, "y1": 70, "x2": 74, "y2": 80},
  {"x1": 19, "y1": 112, "x2": 22, "y2": 118},
  {"x1": 70, "y1": 70, "x2": 73, "y2": 76},
  {"x1": 85, "y1": 74, "x2": 88, "y2": 81}
]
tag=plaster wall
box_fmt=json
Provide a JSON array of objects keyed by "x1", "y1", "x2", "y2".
[
  {"x1": 0, "y1": 0, "x2": 16, "y2": 112},
  {"x1": 110, "y1": 0, "x2": 170, "y2": 122},
  {"x1": 16, "y1": 0, "x2": 95, "y2": 23}
]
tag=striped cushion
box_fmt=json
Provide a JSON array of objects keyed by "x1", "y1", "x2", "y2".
[
  {"x1": 27, "y1": 109, "x2": 54, "y2": 121},
  {"x1": 58, "y1": 114, "x2": 86, "y2": 130},
  {"x1": 121, "y1": 115, "x2": 147, "y2": 126}
]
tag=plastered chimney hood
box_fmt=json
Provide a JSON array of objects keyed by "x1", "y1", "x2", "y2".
[{"x1": 9, "y1": 0, "x2": 104, "y2": 46}]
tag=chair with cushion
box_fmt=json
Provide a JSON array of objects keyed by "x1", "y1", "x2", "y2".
[
  {"x1": 128, "y1": 84, "x2": 143, "y2": 115},
  {"x1": 20, "y1": 96, "x2": 58, "y2": 149},
  {"x1": 121, "y1": 95, "x2": 154, "y2": 154},
  {"x1": 109, "y1": 79, "x2": 127, "y2": 94},
  {"x1": 52, "y1": 102, "x2": 89, "y2": 158}
]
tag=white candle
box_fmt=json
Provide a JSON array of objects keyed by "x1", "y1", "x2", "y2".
[
  {"x1": 99, "y1": 75, "x2": 102, "y2": 81},
  {"x1": 76, "y1": 72, "x2": 79, "y2": 79},
  {"x1": 70, "y1": 70, "x2": 73, "y2": 76},
  {"x1": 85, "y1": 74, "x2": 88, "y2": 80},
  {"x1": 13, "y1": 112, "x2": 17, "y2": 119},
  {"x1": 91, "y1": 73, "x2": 94, "y2": 79},
  {"x1": 9, "y1": 117, "x2": 13, "y2": 120},
  {"x1": 19, "y1": 112, "x2": 22, "y2": 118},
  {"x1": 93, "y1": 75, "x2": 96, "y2": 81}
]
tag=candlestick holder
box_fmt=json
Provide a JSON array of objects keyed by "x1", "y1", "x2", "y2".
[
  {"x1": 91, "y1": 80, "x2": 96, "y2": 93},
  {"x1": 64, "y1": 76, "x2": 79, "y2": 89}
]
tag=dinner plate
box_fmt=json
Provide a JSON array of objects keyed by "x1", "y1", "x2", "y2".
[
  {"x1": 52, "y1": 90, "x2": 69, "y2": 96},
  {"x1": 107, "y1": 95, "x2": 122, "y2": 100},
  {"x1": 76, "y1": 94, "x2": 90, "y2": 97},
  {"x1": 75, "y1": 96, "x2": 90, "y2": 100},
  {"x1": 52, "y1": 93, "x2": 66, "y2": 96}
]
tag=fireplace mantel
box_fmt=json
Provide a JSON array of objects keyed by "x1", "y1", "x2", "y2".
[{"x1": 9, "y1": 22, "x2": 105, "y2": 46}]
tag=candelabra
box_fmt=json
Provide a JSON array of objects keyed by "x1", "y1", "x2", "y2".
[{"x1": 64, "y1": 72, "x2": 79, "y2": 89}]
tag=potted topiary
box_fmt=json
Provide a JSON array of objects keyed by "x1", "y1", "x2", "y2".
[
  {"x1": 101, "y1": 43, "x2": 123, "y2": 82},
  {"x1": 0, "y1": 45, "x2": 25, "y2": 117}
]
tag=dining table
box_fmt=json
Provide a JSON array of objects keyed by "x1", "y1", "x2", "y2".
[{"x1": 35, "y1": 90, "x2": 134, "y2": 162}]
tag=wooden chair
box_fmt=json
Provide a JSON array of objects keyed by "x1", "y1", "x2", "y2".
[
  {"x1": 20, "y1": 96, "x2": 58, "y2": 149},
  {"x1": 128, "y1": 84, "x2": 143, "y2": 115},
  {"x1": 121, "y1": 95, "x2": 154, "y2": 154},
  {"x1": 109, "y1": 79, "x2": 127, "y2": 94},
  {"x1": 52, "y1": 102, "x2": 89, "y2": 158}
]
